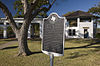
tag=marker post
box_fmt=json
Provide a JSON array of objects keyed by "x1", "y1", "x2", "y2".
[{"x1": 50, "y1": 54, "x2": 54, "y2": 66}]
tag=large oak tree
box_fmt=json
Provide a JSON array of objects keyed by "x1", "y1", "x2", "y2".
[{"x1": 0, "y1": 0, "x2": 56, "y2": 56}]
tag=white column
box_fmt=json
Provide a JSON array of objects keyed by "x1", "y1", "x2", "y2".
[
  {"x1": 40, "y1": 23, "x2": 42, "y2": 39},
  {"x1": 65, "y1": 19, "x2": 68, "y2": 38},
  {"x1": 77, "y1": 18, "x2": 80, "y2": 27},
  {"x1": 3, "y1": 22, "x2": 7, "y2": 38},
  {"x1": 91, "y1": 18, "x2": 94, "y2": 38},
  {"x1": 28, "y1": 24, "x2": 31, "y2": 38},
  {"x1": 16, "y1": 23, "x2": 19, "y2": 38},
  {"x1": 77, "y1": 18, "x2": 81, "y2": 38}
]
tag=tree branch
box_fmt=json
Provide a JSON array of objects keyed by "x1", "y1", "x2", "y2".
[
  {"x1": 21, "y1": 0, "x2": 28, "y2": 14},
  {"x1": 0, "y1": 1, "x2": 18, "y2": 32},
  {"x1": 20, "y1": 0, "x2": 40, "y2": 33},
  {"x1": 24, "y1": 0, "x2": 56, "y2": 27},
  {"x1": 24, "y1": 0, "x2": 39, "y2": 19},
  {"x1": 30, "y1": 0, "x2": 56, "y2": 21},
  {"x1": 46, "y1": 0, "x2": 56, "y2": 12},
  {"x1": 32, "y1": 0, "x2": 37, "y2": 4}
]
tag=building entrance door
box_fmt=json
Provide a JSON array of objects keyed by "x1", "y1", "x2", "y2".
[{"x1": 84, "y1": 29, "x2": 89, "y2": 38}]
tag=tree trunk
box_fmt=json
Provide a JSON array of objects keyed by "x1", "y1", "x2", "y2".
[
  {"x1": 0, "y1": 0, "x2": 56, "y2": 56},
  {"x1": 16, "y1": 28, "x2": 31, "y2": 56}
]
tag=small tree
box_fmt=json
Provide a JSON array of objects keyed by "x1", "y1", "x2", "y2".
[
  {"x1": 0, "y1": 0, "x2": 56, "y2": 56},
  {"x1": 88, "y1": 2, "x2": 100, "y2": 16}
]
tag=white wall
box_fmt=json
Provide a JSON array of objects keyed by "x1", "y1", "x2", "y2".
[
  {"x1": 79, "y1": 22, "x2": 93, "y2": 38},
  {"x1": 65, "y1": 18, "x2": 94, "y2": 38},
  {"x1": 65, "y1": 27, "x2": 79, "y2": 38}
]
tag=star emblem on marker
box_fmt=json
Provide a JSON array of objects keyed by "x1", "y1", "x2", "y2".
[{"x1": 51, "y1": 16, "x2": 56, "y2": 22}]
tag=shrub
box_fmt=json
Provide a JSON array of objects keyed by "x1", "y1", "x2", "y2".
[
  {"x1": 96, "y1": 33, "x2": 100, "y2": 38},
  {"x1": 7, "y1": 26, "x2": 15, "y2": 38},
  {"x1": 0, "y1": 26, "x2": 3, "y2": 38}
]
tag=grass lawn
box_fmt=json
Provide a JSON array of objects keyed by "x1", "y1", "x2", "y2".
[
  {"x1": 0, "y1": 38, "x2": 17, "y2": 45},
  {"x1": 0, "y1": 39, "x2": 100, "y2": 66}
]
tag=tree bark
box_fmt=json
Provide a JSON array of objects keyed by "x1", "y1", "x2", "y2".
[{"x1": 16, "y1": 26, "x2": 31, "y2": 56}]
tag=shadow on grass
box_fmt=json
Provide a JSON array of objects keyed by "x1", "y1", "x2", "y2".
[
  {"x1": 1, "y1": 46, "x2": 18, "y2": 50},
  {"x1": 28, "y1": 38, "x2": 41, "y2": 41},
  {"x1": 67, "y1": 52, "x2": 88, "y2": 59},
  {"x1": 64, "y1": 41, "x2": 100, "y2": 50},
  {"x1": 31, "y1": 51, "x2": 42, "y2": 55},
  {"x1": 65, "y1": 38, "x2": 100, "y2": 44},
  {"x1": 65, "y1": 40, "x2": 100, "y2": 59},
  {"x1": 4, "y1": 39, "x2": 17, "y2": 41},
  {"x1": 1, "y1": 46, "x2": 42, "y2": 55}
]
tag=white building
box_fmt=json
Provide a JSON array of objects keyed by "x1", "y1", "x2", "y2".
[
  {"x1": 0, "y1": 11, "x2": 99, "y2": 39},
  {"x1": 0, "y1": 18, "x2": 43, "y2": 39},
  {"x1": 64, "y1": 10, "x2": 99, "y2": 38}
]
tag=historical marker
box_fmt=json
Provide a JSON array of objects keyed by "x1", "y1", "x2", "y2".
[{"x1": 42, "y1": 13, "x2": 65, "y2": 57}]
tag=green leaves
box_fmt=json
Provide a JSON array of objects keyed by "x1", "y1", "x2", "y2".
[
  {"x1": 13, "y1": 0, "x2": 50, "y2": 18},
  {"x1": 88, "y1": 2, "x2": 100, "y2": 16},
  {"x1": 13, "y1": 0, "x2": 23, "y2": 17},
  {"x1": 88, "y1": 7, "x2": 100, "y2": 15}
]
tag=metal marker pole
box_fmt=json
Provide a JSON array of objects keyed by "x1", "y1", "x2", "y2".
[{"x1": 50, "y1": 54, "x2": 54, "y2": 66}]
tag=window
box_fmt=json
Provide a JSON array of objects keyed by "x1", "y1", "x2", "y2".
[
  {"x1": 68, "y1": 19, "x2": 77, "y2": 27},
  {"x1": 68, "y1": 29, "x2": 71, "y2": 36},
  {"x1": 7, "y1": 23, "x2": 9, "y2": 25},
  {"x1": 73, "y1": 29, "x2": 76, "y2": 35},
  {"x1": 68, "y1": 29, "x2": 76, "y2": 36}
]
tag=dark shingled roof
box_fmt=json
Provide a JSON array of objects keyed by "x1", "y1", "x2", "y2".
[{"x1": 63, "y1": 10, "x2": 99, "y2": 19}]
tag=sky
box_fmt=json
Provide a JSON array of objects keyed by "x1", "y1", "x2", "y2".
[{"x1": 0, "y1": 0, "x2": 100, "y2": 17}]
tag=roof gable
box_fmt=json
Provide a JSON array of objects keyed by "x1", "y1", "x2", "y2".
[{"x1": 63, "y1": 10, "x2": 98, "y2": 19}]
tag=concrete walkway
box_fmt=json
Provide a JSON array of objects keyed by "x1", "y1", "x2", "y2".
[{"x1": 0, "y1": 41, "x2": 18, "y2": 50}]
